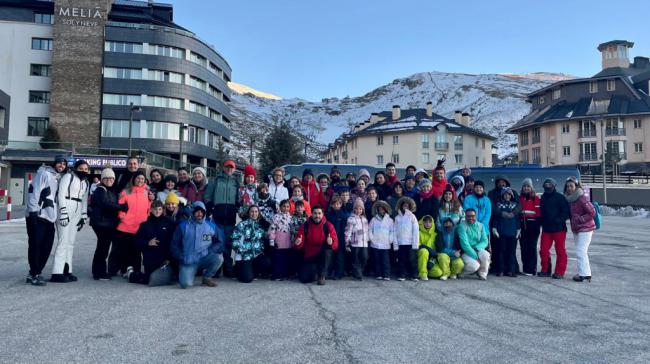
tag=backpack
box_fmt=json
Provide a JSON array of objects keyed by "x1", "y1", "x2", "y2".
[
  {"x1": 591, "y1": 201, "x2": 601, "y2": 230},
  {"x1": 303, "y1": 220, "x2": 330, "y2": 240}
]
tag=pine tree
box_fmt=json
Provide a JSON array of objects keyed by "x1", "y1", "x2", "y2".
[
  {"x1": 40, "y1": 125, "x2": 62, "y2": 149},
  {"x1": 259, "y1": 122, "x2": 305, "y2": 175}
]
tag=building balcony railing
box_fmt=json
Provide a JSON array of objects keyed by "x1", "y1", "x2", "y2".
[
  {"x1": 531, "y1": 137, "x2": 541, "y2": 144},
  {"x1": 605, "y1": 128, "x2": 626, "y2": 136},
  {"x1": 454, "y1": 143, "x2": 463, "y2": 150},
  {"x1": 606, "y1": 152, "x2": 627, "y2": 161},
  {"x1": 579, "y1": 153, "x2": 598, "y2": 162},
  {"x1": 434, "y1": 142, "x2": 449, "y2": 151},
  {"x1": 532, "y1": 158, "x2": 541, "y2": 164},
  {"x1": 578, "y1": 130, "x2": 597, "y2": 138}
]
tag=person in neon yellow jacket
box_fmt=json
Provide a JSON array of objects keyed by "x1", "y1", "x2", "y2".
[
  {"x1": 416, "y1": 215, "x2": 437, "y2": 280},
  {"x1": 458, "y1": 208, "x2": 491, "y2": 280}
]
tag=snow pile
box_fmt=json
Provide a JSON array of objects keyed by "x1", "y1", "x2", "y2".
[
  {"x1": 600, "y1": 205, "x2": 649, "y2": 218},
  {"x1": 0, "y1": 217, "x2": 26, "y2": 224}
]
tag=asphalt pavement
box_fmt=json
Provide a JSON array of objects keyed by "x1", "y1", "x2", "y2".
[{"x1": 1, "y1": 216, "x2": 649, "y2": 363}]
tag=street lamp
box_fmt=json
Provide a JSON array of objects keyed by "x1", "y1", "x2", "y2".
[
  {"x1": 128, "y1": 102, "x2": 142, "y2": 157},
  {"x1": 600, "y1": 118, "x2": 607, "y2": 204},
  {"x1": 249, "y1": 136, "x2": 254, "y2": 165},
  {"x1": 304, "y1": 142, "x2": 310, "y2": 162},
  {"x1": 179, "y1": 123, "x2": 189, "y2": 168}
]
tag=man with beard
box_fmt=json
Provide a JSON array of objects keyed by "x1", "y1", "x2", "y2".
[
  {"x1": 25, "y1": 155, "x2": 68, "y2": 286},
  {"x1": 50, "y1": 160, "x2": 90, "y2": 283},
  {"x1": 115, "y1": 157, "x2": 140, "y2": 193}
]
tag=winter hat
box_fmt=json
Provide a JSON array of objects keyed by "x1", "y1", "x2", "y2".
[
  {"x1": 543, "y1": 178, "x2": 557, "y2": 187},
  {"x1": 302, "y1": 168, "x2": 314, "y2": 178},
  {"x1": 330, "y1": 166, "x2": 341, "y2": 175},
  {"x1": 164, "y1": 174, "x2": 178, "y2": 184},
  {"x1": 414, "y1": 168, "x2": 429, "y2": 178},
  {"x1": 353, "y1": 198, "x2": 365, "y2": 211},
  {"x1": 192, "y1": 166, "x2": 206, "y2": 178},
  {"x1": 418, "y1": 178, "x2": 432, "y2": 189},
  {"x1": 131, "y1": 171, "x2": 146, "y2": 185},
  {"x1": 443, "y1": 183, "x2": 455, "y2": 195},
  {"x1": 100, "y1": 168, "x2": 115, "y2": 180},
  {"x1": 474, "y1": 180, "x2": 485, "y2": 188},
  {"x1": 316, "y1": 173, "x2": 330, "y2": 182},
  {"x1": 521, "y1": 178, "x2": 533, "y2": 189},
  {"x1": 461, "y1": 167, "x2": 472, "y2": 175},
  {"x1": 404, "y1": 175, "x2": 415, "y2": 182},
  {"x1": 74, "y1": 159, "x2": 88, "y2": 169},
  {"x1": 358, "y1": 169, "x2": 371, "y2": 181},
  {"x1": 244, "y1": 165, "x2": 257, "y2": 179},
  {"x1": 501, "y1": 187, "x2": 514, "y2": 197},
  {"x1": 165, "y1": 192, "x2": 180, "y2": 205},
  {"x1": 53, "y1": 154, "x2": 68, "y2": 165}
]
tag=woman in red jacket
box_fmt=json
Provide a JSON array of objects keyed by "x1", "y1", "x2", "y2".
[
  {"x1": 115, "y1": 171, "x2": 153, "y2": 275},
  {"x1": 564, "y1": 177, "x2": 596, "y2": 282},
  {"x1": 300, "y1": 169, "x2": 322, "y2": 208},
  {"x1": 518, "y1": 178, "x2": 541, "y2": 276},
  {"x1": 294, "y1": 205, "x2": 338, "y2": 285}
]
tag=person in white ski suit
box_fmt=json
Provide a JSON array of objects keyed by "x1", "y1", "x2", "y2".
[{"x1": 50, "y1": 160, "x2": 90, "y2": 283}]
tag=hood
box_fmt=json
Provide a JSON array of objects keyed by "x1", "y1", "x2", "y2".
[
  {"x1": 371, "y1": 200, "x2": 392, "y2": 217},
  {"x1": 418, "y1": 216, "x2": 436, "y2": 235},
  {"x1": 494, "y1": 175, "x2": 511, "y2": 188},
  {"x1": 396, "y1": 196, "x2": 416, "y2": 213}
]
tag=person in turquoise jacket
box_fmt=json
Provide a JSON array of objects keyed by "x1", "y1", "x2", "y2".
[
  {"x1": 462, "y1": 180, "x2": 491, "y2": 237},
  {"x1": 458, "y1": 208, "x2": 491, "y2": 280}
]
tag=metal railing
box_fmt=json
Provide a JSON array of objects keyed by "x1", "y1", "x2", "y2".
[
  {"x1": 605, "y1": 128, "x2": 626, "y2": 136},
  {"x1": 578, "y1": 130, "x2": 597, "y2": 138},
  {"x1": 0, "y1": 140, "x2": 75, "y2": 152},
  {"x1": 581, "y1": 174, "x2": 650, "y2": 184},
  {"x1": 579, "y1": 153, "x2": 598, "y2": 161},
  {"x1": 454, "y1": 143, "x2": 463, "y2": 150},
  {"x1": 434, "y1": 142, "x2": 449, "y2": 151}
]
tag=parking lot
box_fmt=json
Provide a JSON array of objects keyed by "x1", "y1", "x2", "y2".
[{"x1": 1, "y1": 216, "x2": 649, "y2": 363}]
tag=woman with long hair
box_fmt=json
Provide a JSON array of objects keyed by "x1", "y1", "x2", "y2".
[{"x1": 564, "y1": 177, "x2": 596, "y2": 282}]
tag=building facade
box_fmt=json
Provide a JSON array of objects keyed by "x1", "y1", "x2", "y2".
[
  {"x1": 508, "y1": 40, "x2": 650, "y2": 174},
  {"x1": 0, "y1": 0, "x2": 232, "y2": 169},
  {"x1": 323, "y1": 103, "x2": 495, "y2": 170}
]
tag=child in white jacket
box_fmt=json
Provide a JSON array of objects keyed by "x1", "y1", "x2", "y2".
[
  {"x1": 393, "y1": 197, "x2": 420, "y2": 281},
  {"x1": 368, "y1": 200, "x2": 395, "y2": 280},
  {"x1": 345, "y1": 198, "x2": 369, "y2": 280}
]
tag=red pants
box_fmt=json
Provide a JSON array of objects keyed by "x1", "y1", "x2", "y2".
[{"x1": 540, "y1": 231, "x2": 567, "y2": 276}]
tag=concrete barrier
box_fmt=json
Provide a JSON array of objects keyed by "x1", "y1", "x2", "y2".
[{"x1": 588, "y1": 185, "x2": 650, "y2": 207}]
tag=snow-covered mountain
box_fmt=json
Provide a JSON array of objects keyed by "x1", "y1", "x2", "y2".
[{"x1": 227, "y1": 71, "x2": 574, "y2": 161}]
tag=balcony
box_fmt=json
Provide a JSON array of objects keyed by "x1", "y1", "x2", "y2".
[
  {"x1": 606, "y1": 152, "x2": 627, "y2": 161},
  {"x1": 578, "y1": 130, "x2": 597, "y2": 138},
  {"x1": 454, "y1": 143, "x2": 463, "y2": 150},
  {"x1": 531, "y1": 136, "x2": 541, "y2": 144},
  {"x1": 434, "y1": 142, "x2": 449, "y2": 151},
  {"x1": 579, "y1": 153, "x2": 598, "y2": 162},
  {"x1": 605, "y1": 128, "x2": 626, "y2": 136}
]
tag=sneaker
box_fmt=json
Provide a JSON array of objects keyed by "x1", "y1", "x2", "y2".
[
  {"x1": 478, "y1": 275, "x2": 487, "y2": 281},
  {"x1": 123, "y1": 266, "x2": 134, "y2": 280},
  {"x1": 537, "y1": 272, "x2": 551, "y2": 278},
  {"x1": 397, "y1": 277, "x2": 406, "y2": 282},
  {"x1": 449, "y1": 275, "x2": 457, "y2": 280},
  {"x1": 29, "y1": 275, "x2": 47, "y2": 286},
  {"x1": 552, "y1": 274, "x2": 564, "y2": 279},
  {"x1": 383, "y1": 277, "x2": 391, "y2": 281},
  {"x1": 65, "y1": 273, "x2": 78, "y2": 282},
  {"x1": 376, "y1": 276, "x2": 384, "y2": 280},
  {"x1": 26, "y1": 275, "x2": 33, "y2": 284},
  {"x1": 418, "y1": 275, "x2": 428, "y2": 281},
  {"x1": 317, "y1": 276, "x2": 326, "y2": 286},
  {"x1": 522, "y1": 272, "x2": 534, "y2": 276},
  {"x1": 202, "y1": 277, "x2": 218, "y2": 287},
  {"x1": 440, "y1": 275, "x2": 448, "y2": 281},
  {"x1": 50, "y1": 274, "x2": 71, "y2": 283}
]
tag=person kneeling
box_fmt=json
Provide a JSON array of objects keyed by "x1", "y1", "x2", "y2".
[
  {"x1": 126, "y1": 200, "x2": 175, "y2": 285},
  {"x1": 430, "y1": 217, "x2": 464, "y2": 280},
  {"x1": 458, "y1": 208, "x2": 491, "y2": 280},
  {"x1": 171, "y1": 201, "x2": 224, "y2": 288},
  {"x1": 294, "y1": 205, "x2": 338, "y2": 285}
]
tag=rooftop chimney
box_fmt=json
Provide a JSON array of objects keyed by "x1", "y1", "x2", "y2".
[
  {"x1": 461, "y1": 112, "x2": 470, "y2": 126},
  {"x1": 453, "y1": 111, "x2": 462, "y2": 124},
  {"x1": 392, "y1": 105, "x2": 401, "y2": 121},
  {"x1": 426, "y1": 101, "x2": 433, "y2": 117},
  {"x1": 634, "y1": 56, "x2": 650, "y2": 69},
  {"x1": 369, "y1": 112, "x2": 381, "y2": 124},
  {"x1": 597, "y1": 40, "x2": 634, "y2": 70}
]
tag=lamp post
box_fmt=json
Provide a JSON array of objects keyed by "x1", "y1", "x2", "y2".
[
  {"x1": 600, "y1": 118, "x2": 607, "y2": 204},
  {"x1": 249, "y1": 136, "x2": 254, "y2": 165},
  {"x1": 179, "y1": 123, "x2": 188, "y2": 168},
  {"x1": 127, "y1": 102, "x2": 142, "y2": 157},
  {"x1": 304, "y1": 142, "x2": 310, "y2": 162}
]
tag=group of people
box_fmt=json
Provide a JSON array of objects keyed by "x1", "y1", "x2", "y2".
[{"x1": 25, "y1": 155, "x2": 597, "y2": 288}]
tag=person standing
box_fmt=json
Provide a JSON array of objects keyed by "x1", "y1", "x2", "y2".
[
  {"x1": 385, "y1": 163, "x2": 399, "y2": 186},
  {"x1": 414, "y1": 179, "x2": 439, "y2": 221},
  {"x1": 371, "y1": 171, "x2": 392, "y2": 201},
  {"x1": 90, "y1": 168, "x2": 128, "y2": 280},
  {"x1": 564, "y1": 177, "x2": 596, "y2": 282},
  {"x1": 430, "y1": 159, "x2": 448, "y2": 200},
  {"x1": 114, "y1": 171, "x2": 151, "y2": 275},
  {"x1": 300, "y1": 169, "x2": 322, "y2": 208},
  {"x1": 294, "y1": 205, "x2": 338, "y2": 285},
  {"x1": 538, "y1": 178, "x2": 570, "y2": 279},
  {"x1": 156, "y1": 174, "x2": 180, "y2": 204},
  {"x1": 393, "y1": 197, "x2": 420, "y2": 281},
  {"x1": 268, "y1": 199, "x2": 293, "y2": 280},
  {"x1": 148, "y1": 169, "x2": 164, "y2": 196},
  {"x1": 50, "y1": 160, "x2": 90, "y2": 283},
  {"x1": 437, "y1": 185, "x2": 464, "y2": 230},
  {"x1": 344, "y1": 199, "x2": 369, "y2": 280},
  {"x1": 231, "y1": 205, "x2": 270, "y2": 283},
  {"x1": 518, "y1": 178, "x2": 541, "y2": 276},
  {"x1": 326, "y1": 194, "x2": 350, "y2": 280},
  {"x1": 368, "y1": 200, "x2": 394, "y2": 280},
  {"x1": 463, "y1": 180, "x2": 491, "y2": 238},
  {"x1": 187, "y1": 167, "x2": 209, "y2": 203},
  {"x1": 204, "y1": 160, "x2": 240, "y2": 277},
  {"x1": 459, "y1": 208, "x2": 491, "y2": 280},
  {"x1": 115, "y1": 157, "x2": 140, "y2": 193},
  {"x1": 25, "y1": 155, "x2": 68, "y2": 286},
  {"x1": 269, "y1": 167, "x2": 289, "y2": 202},
  {"x1": 492, "y1": 187, "x2": 520, "y2": 277}
]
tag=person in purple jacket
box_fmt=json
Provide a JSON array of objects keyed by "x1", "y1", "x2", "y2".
[{"x1": 564, "y1": 177, "x2": 596, "y2": 282}]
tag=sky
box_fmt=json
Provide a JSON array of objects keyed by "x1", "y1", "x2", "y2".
[{"x1": 166, "y1": 0, "x2": 650, "y2": 101}]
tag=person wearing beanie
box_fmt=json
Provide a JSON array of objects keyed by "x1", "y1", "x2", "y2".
[
  {"x1": 519, "y1": 178, "x2": 541, "y2": 276},
  {"x1": 157, "y1": 174, "x2": 180, "y2": 204},
  {"x1": 539, "y1": 178, "x2": 570, "y2": 279},
  {"x1": 358, "y1": 169, "x2": 371, "y2": 185},
  {"x1": 405, "y1": 165, "x2": 417, "y2": 178},
  {"x1": 238, "y1": 165, "x2": 258, "y2": 218},
  {"x1": 564, "y1": 177, "x2": 596, "y2": 282},
  {"x1": 50, "y1": 159, "x2": 90, "y2": 283},
  {"x1": 181, "y1": 166, "x2": 208, "y2": 204},
  {"x1": 462, "y1": 180, "x2": 491, "y2": 237},
  {"x1": 25, "y1": 154, "x2": 68, "y2": 285},
  {"x1": 431, "y1": 158, "x2": 448, "y2": 199},
  {"x1": 415, "y1": 178, "x2": 439, "y2": 222},
  {"x1": 344, "y1": 198, "x2": 370, "y2": 280},
  {"x1": 403, "y1": 175, "x2": 418, "y2": 199},
  {"x1": 301, "y1": 168, "x2": 322, "y2": 209},
  {"x1": 492, "y1": 187, "x2": 521, "y2": 277},
  {"x1": 461, "y1": 167, "x2": 472, "y2": 178},
  {"x1": 437, "y1": 184, "x2": 464, "y2": 231},
  {"x1": 164, "y1": 192, "x2": 190, "y2": 225},
  {"x1": 90, "y1": 168, "x2": 128, "y2": 280}
]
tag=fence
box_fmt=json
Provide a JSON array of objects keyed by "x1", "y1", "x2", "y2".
[{"x1": 581, "y1": 174, "x2": 650, "y2": 185}]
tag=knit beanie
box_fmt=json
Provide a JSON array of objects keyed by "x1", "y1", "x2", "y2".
[
  {"x1": 358, "y1": 169, "x2": 370, "y2": 181},
  {"x1": 418, "y1": 178, "x2": 432, "y2": 189},
  {"x1": 192, "y1": 166, "x2": 206, "y2": 178},
  {"x1": 521, "y1": 178, "x2": 533, "y2": 188},
  {"x1": 100, "y1": 168, "x2": 115, "y2": 180},
  {"x1": 474, "y1": 180, "x2": 485, "y2": 188},
  {"x1": 543, "y1": 178, "x2": 557, "y2": 187},
  {"x1": 302, "y1": 168, "x2": 314, "y2": 178},
  {"x1": 244, "y1": 165, "x2": 256, "y2": 179},
  {"x1": 165, "y1": 192, "x2": 180, "y2": 205},
  {"x1": 164, "y1": 174, "x2": 178, "y2": 184},
  {"x1": 353, "y1": 198, "x2": 365, "y2": 212}
]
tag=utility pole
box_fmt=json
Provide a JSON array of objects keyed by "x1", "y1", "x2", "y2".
[
  {"x1": 249, "y1": 136, "x2": 254, "y2": 165},
  {"x1": 304, "y1": 142, "x2": 309, "y2": 162},
  {"x1": 127, "y1": 102, "x2": 141, "y2": 157},
  {"x1": 600, "y1": 118, "x2": 607, "y2": 204}
]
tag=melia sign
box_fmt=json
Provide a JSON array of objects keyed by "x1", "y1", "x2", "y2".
[{"x1": 58, "y1": 6, "x2": 105, "y2": 27}]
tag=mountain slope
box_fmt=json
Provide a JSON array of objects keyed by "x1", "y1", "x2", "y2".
[{"x1": 227, "y1": 71, "x2": 573, "y2": 161}]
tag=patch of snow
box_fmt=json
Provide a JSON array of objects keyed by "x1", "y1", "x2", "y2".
[{"x1": 600, "y1": 205, "x2": 649, "y2": 218}]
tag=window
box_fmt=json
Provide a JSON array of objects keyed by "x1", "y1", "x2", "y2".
[
  {"x1": 562, "y1": 124, "x2": 570, "y2": 134},
  {"x1": 184, "y1": 126, "x2": 197, "y2": 143},
  {"x1": 587, "y1": 99, "x2": 610, "y2": 115},
  {"x1": 607, "y1": 79, "x2": 616, "y2": 91},
  {"x1": 454, "y1": 135, "x2": 463, "y2": 149},
  {"x1": 475, "y1": 136, "x2": 479, "y2": 148},
  {"x1": 147, "y1": 70, "x2": 183, "y2": 84},
  {"x1": 30, "y1": 64, "x2": 51, "y2": 76},
  {"x1": 208, "y1": 62, "x2": 223, "y2": 78},
  {"x1": 634, "y1": 119, "x2": 642, "y2": 129},
  {"x1": 103, "y1": 67, "x2": 142, "y2": 80},
  {"x1": 148, "y1": 44, "x2": 184, "y2": 58},
  {"x1": 532, "y1": 147, "x2": 541, "y2": 164},
  {"x1": 454, "y1": 154, "x2": 463, "y2": 164},
  {"x1": 580, "y1": 120, "x2": 597, "y2": 137},
  {"x1": 392, "y1": 154, "x2": 399, "y2": 164},
  {"x1": 482, "y1": 157, "x2": 486, "y2": 167},
  {"x1": 188, "y1": 101, "x2": 208, "y2": 116},
  {"x1": 104, "y1": 41, "x2": 142, "y2": 54},
  {"x1": 589, "y1": 81, "x2": 598, "y2": 93},
  {"x1": 34, "y1": 13, "x2": 54, "y2": 24},
  {"x1": 539, "y1": 95, "x2": 545, "y2": 105},
  {"x1": 189, "y1": 76, "x2": 207, "y2": 91},
  {"x1": 532, "y1": 127, "x2": 541, "y2": 144},
  {"x1": 147, "y1": 121, "x2": 179, "y2": 140},
  {"x1": 29, "y1": 91, "x2": 50, "y2": 104},
  {"x1": 31, "y1": 38, "x2": 52, "y2": 51},
  {"x1": 421, "y1": 152, "x2": 430, "y2": 164},
  {"x1": 27, "y1": 117, "x2": 48, "y2": 136},
  {"x1": 146, "y1": 95, "x2": 182, "y2": 109},
  {"x1": 209, "y1": 86, "x2": 223, "y2": 100},
  {"x1": 520, "y1": 150, "x2": 529, "y2": 163},
  {"x1": 377, "y1": 135, "x2": 383, "y2": 145},
  {"x1": 190, "y1": 52, "x2": 208, "y2": 67},
  {"x1": 101, "y1": 119, "x2": 140, "y2": 138},
  {"x1": 482, "y1": 139, "x2": 486, "y2": 149},
  {"x1": 376, "y1": 155, "x2": 384, "y2": 165},
  {"x1": 392, "y1": 135, "x2": 399, "y2": 145},
  {"x1": 580, "y1": 143, "x2": 598, "y2": 161},
  {"x1": 563, "y1": 146, "x2": 571, "y2": 157},
  {"x1": 475, "y1": 156, "x2": 479, "y2": 166},
  {"x1": 520, "y1": 131, "x2": 529, "y2": 146},
  {"x1": 421, "y1": 133, "x2": 429, "y2": 148},
  {"x1": 210, "y1": 109, "x2": 223, "y2": 124},
  {"x1": 635, "y1": 143, "x2": 643, "y2": 153},
  {"x1": 102, "y1": 93, "x2": 141, "y2": 106},
  {"x1": 552, "y1": 89, "x2": 561, "y2": 100}
]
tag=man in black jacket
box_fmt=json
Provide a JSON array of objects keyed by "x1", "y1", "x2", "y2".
[
  {"x1": 539, "y1": 178, "x2": 570, "y2": 279},
  {"x1": 114, "y1": 157, "x2": 141, "y2": 193}
]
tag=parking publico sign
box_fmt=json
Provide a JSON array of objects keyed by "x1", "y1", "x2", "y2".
[{"x1": 70, "y1": 156, "x2": 128, "y2": 169}]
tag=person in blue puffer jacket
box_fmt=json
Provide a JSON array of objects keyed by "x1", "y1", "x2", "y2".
[
  {"x1": 462, "y1": 180, "x2": 492, "y2": 237},
  {"x1": 171, "y1": 201, "x2": 224, "y2": 289}
]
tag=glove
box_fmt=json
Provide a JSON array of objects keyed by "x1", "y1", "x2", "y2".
[
  {"x1": 119, "y1": 203, "x2": 129, "y2": 212},
  {"x1": 491, "y1": 228, "x2": 500, "y2": 239},
  {"x1": 76, "y1": 218, "x2": 85, "y2": 231},
  {"x1": 59, "y1": 215, "x2": 69, "y2": 226},
  {"x1": 345, "y1": 246, "x2": 352, "y2": 253},
  {"x1": 269, "y1": 240, "x2": 275, "y2": 248}
]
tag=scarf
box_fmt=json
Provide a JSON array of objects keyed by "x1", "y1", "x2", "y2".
[{"x1": 419, "y1": 189, "x2": 435, "y2": 200}]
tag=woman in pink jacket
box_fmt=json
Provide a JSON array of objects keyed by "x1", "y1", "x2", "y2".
[
  {"x1": 115, "y1": 171, "x2": 152, "y2": 275},
  {"x1": 564, "y1": 177, "x2": 596, "y2": 282}
]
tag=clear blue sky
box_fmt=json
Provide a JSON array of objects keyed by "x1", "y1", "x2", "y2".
[{"x1": 166, "y1": 0, "x2": 650, "y2": 101}]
